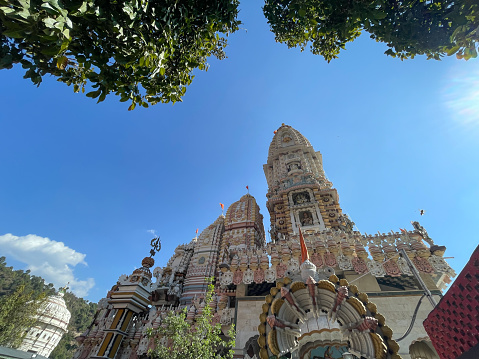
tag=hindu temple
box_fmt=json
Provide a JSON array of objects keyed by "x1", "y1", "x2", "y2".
[{"x1": 73, "y1": 124, "x2": 456, "y2": 359}]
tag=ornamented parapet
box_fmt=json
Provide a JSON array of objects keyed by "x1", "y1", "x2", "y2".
[{"x1": 215, "y1": 225, "x2": 454, "y2": 287}]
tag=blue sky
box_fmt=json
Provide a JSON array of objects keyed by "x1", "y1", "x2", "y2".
[{"x1": 0, "y1": 3, "x2": 478, "y2": 301}]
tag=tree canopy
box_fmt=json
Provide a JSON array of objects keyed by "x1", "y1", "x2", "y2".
[
  {"x1": 0, "y1": 284, "x2": 46, "y2": 348},
  {"x1": 0, "y1": 0, "x2": 477, "y2": 109},
  {"x1": 264, "y1": 0, "x2": 478, "y2": 62},
  {"x1": 0, "y1": 0, "x2": 240, "y2": 110},
  {"x1": 147, "y1": 283, "x2": 235, "y2": 359}
]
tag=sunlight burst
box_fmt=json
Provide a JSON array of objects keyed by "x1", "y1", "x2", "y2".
[{"x1": 443, "y1": 64, "x2": 479, "y2": 127}]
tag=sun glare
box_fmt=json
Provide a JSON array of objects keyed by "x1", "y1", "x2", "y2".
[{"x1": 443, "y1": 64, "x2": 479, "y2": 128}]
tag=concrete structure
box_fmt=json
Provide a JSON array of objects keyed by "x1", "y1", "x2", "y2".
[
  {"x1": 18, "y1": 290, "x2": 71, "y2": 358},
  {"x1": 74, "y1": 124, "x2": 456, "y2": 359}
]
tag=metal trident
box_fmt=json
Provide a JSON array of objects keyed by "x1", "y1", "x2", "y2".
[{"x1": 150, "y1": 236, "x2": 161, "y2": 257}]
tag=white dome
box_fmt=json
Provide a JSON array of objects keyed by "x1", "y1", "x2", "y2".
[
  {"x1": 38, "y1": 292, "x2": 71, "y2": 330},
  {"x1": 19, "y1": 291, "x2": 72, "y2": 357}
]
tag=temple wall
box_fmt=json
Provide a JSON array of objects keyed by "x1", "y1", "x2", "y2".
[
  {"x1": 234, "y1": 298, "x2": 264, "y2": 356},
  {"x1": 373, "y1": 294, "x2": 441, "y2": 359}
]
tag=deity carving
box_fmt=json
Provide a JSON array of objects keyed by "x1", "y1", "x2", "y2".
[
  {"x1": 299, "y1": 211, "x2": 314, "y2": 226},
  {"x1": 293, "y1": 191, "x2": 310, "y2": 205},
  {"x1": 352, "y1": 257, "x2": 368, "y2": 274},
  {"x1": 286, "y1": 162, "x2": 302, "y2": 172},
  {"x1": 243, "y1": 269, "x2": 254, "y2": 284},
  {"x1": 220, "y1": 271, "x2": 233, "y2": 286},
  {"x1": 337, "y1": 254, "x2": 353, "y2": 270},
  {"x1": 287, "y1": 258, "x2": 300, "y2": 274},
  {"x1": 233, "y1": 270, "x2": 244, "y2": 285},
  {"x1": 383, "y1": 260, "x2": 401, "y2": 277},
  {"x1": 366, "y1": 260, "x2": 386, "y2": 277},
  {"x1": 265, "y1": 268, "x2": 276, "y2": 283},
  {"x1": 413, "y1": 256, "x2": 434, "y2": 274},
  {"x1": 254, "y1": 269, "x2": 265, "y2": 284},
  {"x1": 324, "y1": 252, "x2": 337, "y2": 267}
]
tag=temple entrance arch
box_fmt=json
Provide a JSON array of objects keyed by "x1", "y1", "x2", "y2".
[{"x1": 257, "y1": 268, "x2": 399, "y2": 359}]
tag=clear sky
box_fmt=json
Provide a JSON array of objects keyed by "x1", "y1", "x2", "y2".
[{"x1": 0, "y1": 2, "x2": 478, "y2": 302}]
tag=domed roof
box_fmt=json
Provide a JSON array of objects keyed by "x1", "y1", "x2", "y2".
[
  {"x1": 267, "y1": 124, "x2": 312, "y2": 162},
  {"x1": 38, "y1": 291, "x2": 71, "y2": 331},
  {"x1": 225, "y1": 194, "x2": 263, "y2": 227}
]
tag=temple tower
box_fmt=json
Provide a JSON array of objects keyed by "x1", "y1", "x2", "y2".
[
  {"x1": 264, "y1": 124, "x2": 345, "y2": 239},
  {"x1": 19, "y1": 289, "x2": 71, "y2": 357},
  {"x1": 180, "y1": 215, "x2": 224, "y2": 305}
]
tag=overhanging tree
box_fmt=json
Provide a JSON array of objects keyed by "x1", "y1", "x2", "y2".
[
  {"x1": 147, "y1": 282, "x2": 235, "y2": 359},
  {"x1": 1, "y1": 1, "x2": 477, "y2": 109},
  {"x1": 0, "y1": 0, "x2": 240, "y2": 109},
  {"x1": 263, "y1": 0, "x2": 478, "y2": 62}
]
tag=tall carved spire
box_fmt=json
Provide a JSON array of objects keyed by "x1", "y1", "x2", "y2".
[{"x1": 265, "y1": 124, "x2": 344, "y2": 239}]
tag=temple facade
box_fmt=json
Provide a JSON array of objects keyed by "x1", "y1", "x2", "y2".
[{"x1": 74, "y1": 125, "x2": 455, "y2": 359}]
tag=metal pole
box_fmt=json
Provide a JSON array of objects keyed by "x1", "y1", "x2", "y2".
[{"x1": 399, "y1": 249, "x2": 437, "y2": 307}]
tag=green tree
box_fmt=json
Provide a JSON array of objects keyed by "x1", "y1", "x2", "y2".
[
  {"x1": 147, "y1": 283, "x2": 235, "y2": 359},
  {"x1": 1, "y1": 1, "x2": 477, "y2": 109},
  {"x1": 0, "y1": 0, "x2": 240, "y2": 109},
  {"x1": 0, "y1": 284, "x2": 46, "y2": 348},
  {"x1": 263, "y1": 0, "x2": 478, "y2": 62}
]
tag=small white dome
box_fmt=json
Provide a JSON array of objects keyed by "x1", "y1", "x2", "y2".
[{"x1": 38, "y1": 292, "x2": 71, "y2": 331}]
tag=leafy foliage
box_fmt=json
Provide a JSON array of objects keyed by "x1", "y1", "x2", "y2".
[
  {"x1": 0, "y1": 257, "x2": 97, "y2": 359},
  {"x1": 1, "y1": 0, "x2": 476, "y2": 108},
  {"x1": 0, "y1": 0, "x2": 240, "y2": 109},
  {"x1": 263, "y1": 0, "x2": 478, "y2": 61},
  {"x1": 0, "y1": 284, "x2": 47, "y2": 348},
  {"x1": 147, "y1": 282, "x2": 235, "y2": 359}
]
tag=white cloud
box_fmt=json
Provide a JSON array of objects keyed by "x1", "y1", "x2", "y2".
[
  {"x1": 146, "y1": 229, "x2": 157, "y2": 236},
  {"x1": 0, "y1": 233, "x2": 95, "y2": 297}
]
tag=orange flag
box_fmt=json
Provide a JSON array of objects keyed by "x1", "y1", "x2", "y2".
[
  {"x1": 196, "y1": 228, "x2": 199, "y2": 234},
  {"x1": 220, "y1": 203, "x2": 224, "y2": 211},
  {"x1": 400, "y1": 228, "x2": 406, "y2": 233},
  {"x1": 299, "y1": 227, "x2": 309, "y2": 263}
]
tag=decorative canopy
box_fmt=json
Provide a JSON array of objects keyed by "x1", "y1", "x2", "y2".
[{"x1": 257, "y1": 272, "x2": 402, "y2": 359}]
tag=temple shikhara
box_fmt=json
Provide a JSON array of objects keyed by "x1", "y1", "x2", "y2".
[{"x1": 74, "y1": 125, "x2": 456, "y2": 359}]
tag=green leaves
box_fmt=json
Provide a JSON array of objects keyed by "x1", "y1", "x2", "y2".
[
  {"x1": 0, "y1": 285, "x2": 47, "y2": 348},
  {"x1": 0, "y1": 0, "x2": 241, "y2": 110},
  {"x1": 148, "y1": 282, "x2": 235, "y2": 359},
  {"x1": 263, "y1": 0, "x2": 478, "y2": 61}
]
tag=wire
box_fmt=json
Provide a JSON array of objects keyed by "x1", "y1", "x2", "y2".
[{"x1": 395, "y1": 294, "x2": 426, "y2": 342}]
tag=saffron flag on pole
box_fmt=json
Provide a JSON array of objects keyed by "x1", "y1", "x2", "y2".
[
  {"x1": 196, "y1": 228, "x2": 199, "y2": 234},
  {"x1": 220, "y1": 203, "x2": 224, "y2": 211},
  {"x1": 400, "y1": 228, "x2": 406, "y2": 233},
  {"x1": 299, "y1": 226, "x2": 309, "y2": 263}
]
